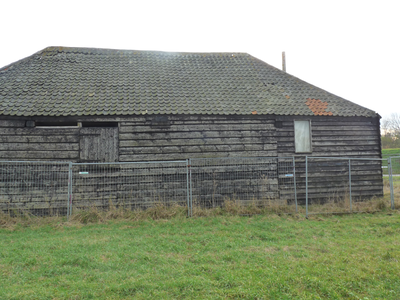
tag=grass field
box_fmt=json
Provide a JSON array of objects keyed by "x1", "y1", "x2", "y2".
[
  {"x1": 0, "y1": 156, "x2": 399, "y2": 299},
  {"x1": 382, "y1": 148, "x2": 400, "y2": 158},
  {"x1": 381, "y1": 148, "x2": 400, "y2": 175},
  {"x1": 1, "y1": 209, "x2": 400, "y2": 299}
]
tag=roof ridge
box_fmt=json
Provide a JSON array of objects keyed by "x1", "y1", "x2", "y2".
[
  {"x1": 0, "y1": 46, "x2": 251, "y2": 72},
  {"x1": 40, "y1": 46, "x2": 251, "y2": 57}
]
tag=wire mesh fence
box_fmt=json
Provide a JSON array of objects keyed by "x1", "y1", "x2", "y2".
[
  {"x1": 0, "y1": 161, "x2": 70, "y2": 216},
  {"x1": 189, "y1": 157, "x2": 298, "y2": 213},
  {"x1": 0, "y1": 156, "x2": 398, "y2": 218},
  {"x1": 388, "y1": 156, "x2": 400, "y2": 210},
  {"x1": 71, "y1": 160, "x2": 190, "y2": 213},
  {"x1": 388, "y1": 156, "x2": 400, "y2": 176},
  {"x1": 305, "y1": 157, "x2": 385, "y2": 216}
]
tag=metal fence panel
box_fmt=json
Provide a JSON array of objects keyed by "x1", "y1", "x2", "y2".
[
  {"x1": 70, "y1": 160, "x2": 189, "y2": 214},
  {"x1": 305, "y1": 157, "x2": 385, "y2": 216},
  {"x1": 1, "y1": 155, "x2": 397, "y2": 218},
  {"x1": 0, "y1": 161, "x2": 70, "y2": 216},
  {"x1": 388, "y1": 156, "x2": 400, "y2": 209},
  {"x1": 190, "y1": 157, "x2": 297, "y2": 212}
]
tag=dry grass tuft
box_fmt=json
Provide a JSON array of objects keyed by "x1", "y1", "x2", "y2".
[
  {"x1": 141, "y1": 203, "x2": 187, "y2": 220},
  {"x1": 69, "y1": 207, "x2": 105, "y2": 224}
]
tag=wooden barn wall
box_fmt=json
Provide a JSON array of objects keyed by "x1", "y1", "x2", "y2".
[
  {"x1": 275, "y1": 116, "x2": 383, "y2": 202},
  {"x1": 118, "y1": 115, "x2": 278, "y2": 205},
  {"x1": 0, "y1": 115, "x2": 383, "y2": 210},
  {"x1": 118, "y1": 115, "x2": 277, "y2": 161},
  {"x1": 0, "y1": 120, "x2": 80, "y2": 161},
  {"x1": 0, "y1": 115, "x2": 277, "y2": 162}
]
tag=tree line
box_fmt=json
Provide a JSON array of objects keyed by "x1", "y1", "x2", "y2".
[{"x1": 381, "y1": 113, "x2": 400, "y2": 149}]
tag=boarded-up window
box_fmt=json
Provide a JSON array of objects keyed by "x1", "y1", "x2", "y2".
[
  {"x1": 80, "y1": 127, "x2": 119, "y2": 162},
  {"x1": 294, "y1": 120, "x2": 312, "y2": 153}
]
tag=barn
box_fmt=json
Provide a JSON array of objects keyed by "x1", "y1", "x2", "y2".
[{"x1": 0, "y1": 46, "x2": 383, "y2": 207}]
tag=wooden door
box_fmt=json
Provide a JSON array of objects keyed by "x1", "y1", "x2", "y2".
[{"x1": 79, "y1": 127, "x2": 118, "y2": 162}]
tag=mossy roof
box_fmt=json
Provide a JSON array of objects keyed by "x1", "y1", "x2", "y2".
[{"x1": 0, "y1": 46, "x2": 377, "y2": 117}]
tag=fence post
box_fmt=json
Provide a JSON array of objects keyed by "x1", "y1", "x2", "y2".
[
  {"x1": 305, "y1": 156, "x2": 308, "y2": 218},
  {"x1": 189, "y1": 158, "x2": 193, "y2": 217},
  {"x1": 292, "y1": 156, "x2": 298, "y2": 213},
  {"x1": 389, "y1": 157, "x2": 395, "y2": 210},
  {"x1": 67, "y1": 162, "x2": 73, "y2": 218},
  {"x1": 349, "y1": 159, "x2": 352, "y2": 212},
  {"x1": 186, "y1": 159, "x2": 190, "y2": 217}
]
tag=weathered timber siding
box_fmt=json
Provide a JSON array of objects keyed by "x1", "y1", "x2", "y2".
[
  {"x1": 0, "y1": 115, "x2": 278, "y2": 162},
  {"x1": 0, "y1": 121, "x2": 80, "y2": 161},
  {"x1": 0, "y1": 115, "x2": 383, "y2": 207},
  {"x1": 119, "y1": 115, "x2": 277, "y2": 161},
  {"x1": 276, "y1": 116, "x2": 383, "y2": 202}
]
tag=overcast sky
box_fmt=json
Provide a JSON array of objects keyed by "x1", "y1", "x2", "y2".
[{"x1": 1, "y1": 0, "x2": 398, "y2": 119}]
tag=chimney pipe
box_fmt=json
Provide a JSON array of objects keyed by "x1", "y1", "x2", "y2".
[{"x1": 282, "y1": 51, "x2": 286, "y2": 72}]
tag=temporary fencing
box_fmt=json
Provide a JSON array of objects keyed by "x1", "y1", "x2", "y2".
[
  {"x1": 388, "y1": 156, "x2": 400, "y2": 210},
  {"x1": 70, "y1": 160, "x2": 189, "y2": 215},
  {"x1": 0, "y1": 161, "x2": 70, "y2": 216},
  {"x1": 0, "y1": 156, "x2": 398, "y2": 218},
  {"x1": 304, "y1": 157, "x2": 384, "y2": 217},
  {"x1": 189, "y1": 157, "x2": 297, "y2": 214}
]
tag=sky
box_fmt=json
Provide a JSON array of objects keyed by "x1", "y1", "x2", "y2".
[{"x1": 1, "y1": 0, "x2": 399, "y2": 119}]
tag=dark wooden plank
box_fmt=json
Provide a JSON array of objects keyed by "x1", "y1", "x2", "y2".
[
  {"x1": 0, "y1": 143, "x2": 79, "y2": 151},
  {"x1": 312, "y1": 125, "x2": 377, "y2": 131},
  {"x1": 120, "y1": 151, "x2": 278, "y2": 161},
  {"x1": 0, "y1": 151, "x2": 79, "y2": 159},
  {"x1": 120, "y1": 144, "x2": 277, "y2": 155},
  {"x1": 281, "y1": 121, "x2": 377, "y2": 127},
  {"x1": 120, "y1": 137, "x2": 277, "y2": 147},
  {"x1": 0, "y1": 135, "x2": 79, "y2": 143},
  {"x1": 312, "y1": 146, "x2": 381, "y2": 152},
  {"x1": 311, "y1": 136, "x2": 379, "y2": 141},
  {"x1": 121, "y1": 119, "x2": 274, "y2": 126},
  {"x1": 120, "y1": 130, "x2": 276, "y2": 140},
  {"x1": 0, "y1": 120, "x2": 25, "y2": 127},
  {"x1": 311, "y1": 130, "x2": 378, "y2": 136},
  {"x1": 0, "y1": 128, "x2": 80, "y2": 135},
  {"x1": 119, "y1": 123, "x2": 275, "y2": 133},
  {"x1": 312, "y1": 140, "x2": 381, "y2": 146}
]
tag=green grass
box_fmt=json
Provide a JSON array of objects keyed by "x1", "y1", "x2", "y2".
[
  {"x1": 1, "y1": 212, "x2": 400, "y2": 299},
  {"x1": 382, "y1": 148, "x2": 400, "y2": 175},
  {"x1": 382, "y1": 148, "x2": 400, "y2": 158}
]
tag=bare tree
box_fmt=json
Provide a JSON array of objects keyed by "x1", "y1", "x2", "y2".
[
  {"x1": 381, "y1": 118, "x2": 390, "y2": 136},
  {"x1": 387, "y1": 113, "x2": 400, "y2": 135},
  {"x1": 381, "y1": 113, "x2": 400, "y2": 148}
]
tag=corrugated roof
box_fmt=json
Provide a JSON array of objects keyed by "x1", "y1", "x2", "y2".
[{"x1": 0, "y1": 46, "x2": 377, "y2": 117}]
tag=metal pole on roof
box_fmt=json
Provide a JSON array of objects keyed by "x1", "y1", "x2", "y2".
[{"x1": 282, "y1": 51, "x2": 286, "y2": 72}]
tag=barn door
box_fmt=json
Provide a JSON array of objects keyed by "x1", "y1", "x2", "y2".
[{"x1": 80, "y1": 127, "x2": 119, "y2": 162}]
